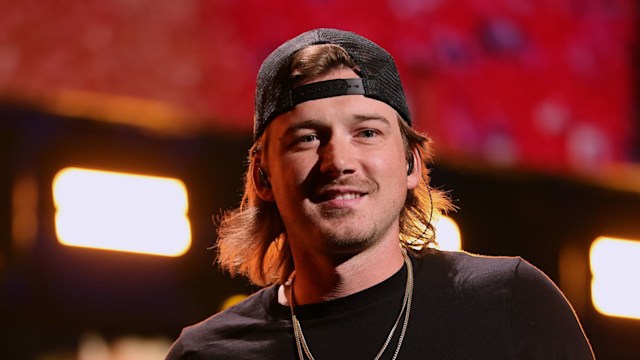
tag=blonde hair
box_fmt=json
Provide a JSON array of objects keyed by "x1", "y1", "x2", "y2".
[{"x1": 215, "y1": 44, "x2": 452, "y2": 286}]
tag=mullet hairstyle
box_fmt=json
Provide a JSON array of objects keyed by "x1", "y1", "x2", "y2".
[{"x1": 215, "y1": 44, "x2": 453, "y2": 287}]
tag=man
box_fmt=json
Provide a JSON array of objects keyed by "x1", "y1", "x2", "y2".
[{"x1": 167, "y1": 28, "x2": 594, "y2": 359}]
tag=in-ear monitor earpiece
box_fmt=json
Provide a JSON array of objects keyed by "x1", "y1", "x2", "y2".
[
  {"x1": 258, "y1": 167, "x2": 271, "y2": 187},
  {"x1": 407, "y1": 153, "x2": 414, "y2": 175}
]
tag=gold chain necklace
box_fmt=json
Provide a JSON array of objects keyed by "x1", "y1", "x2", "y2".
[{"x1": 288, "y1": 249, "x2": 414, "y2": 360}]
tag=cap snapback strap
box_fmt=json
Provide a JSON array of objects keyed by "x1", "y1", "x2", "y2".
[{"x1": 291, "y1": 78, "x2": 365, "y2": 106}]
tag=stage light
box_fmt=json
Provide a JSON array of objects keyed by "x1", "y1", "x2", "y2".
[
  {"x1": 52, "y1": 167, "x2": 191, "y2": 257},
  {"x1": 220, "y1": 294, "x2": 249, "y2": 311},
  {"x1": 590, "y1": 236, "x2": 640, "y2": 320},
  {"x1": 434, "y1": 215, "x2": 462, "y2": 251}
]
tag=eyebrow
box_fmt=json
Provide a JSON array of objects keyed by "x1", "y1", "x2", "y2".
[
  {"x1": 282, "y1": 119, "x2": 322, "y2": 137},
  {"x1": 353, "y1": 113, "x2": 392, "y2": 127},
  {"x1": 282, "y1": 113, "x2": 392, "y2": 138}
]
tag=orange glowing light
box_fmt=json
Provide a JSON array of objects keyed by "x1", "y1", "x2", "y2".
[
  {"x1": 434, "y1": 215, "x2": 462, "y2": 251},
  {"x1": 52, "y1": 167, "x2": 191, "y2": 257},
  {"x1": 220, "y1": 294, "x2": 249, "y2": 311},
  {"x1": 590, "y1": 236, "x2": 640, "y2": 320}
]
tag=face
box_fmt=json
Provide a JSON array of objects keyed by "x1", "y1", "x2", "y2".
[{"x1": 258, "y1": 69, "x2": 419, "y2": 257}]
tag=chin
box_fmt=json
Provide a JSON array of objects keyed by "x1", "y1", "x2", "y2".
[
  {"x1": 322, "y1": 228, "x2": 378, "y2": 251},
  {"x1": 320, "y1": 207, "x2": 353, "y2": 218}
]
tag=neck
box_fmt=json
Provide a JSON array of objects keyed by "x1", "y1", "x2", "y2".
[{"x1": 287, "y1": 238, "x2": 405, "y2": 306}]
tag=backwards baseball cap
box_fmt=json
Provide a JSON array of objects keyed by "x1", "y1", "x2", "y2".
[{"x1": 253, "y1": 28, "x2": 411, "y2": 141}]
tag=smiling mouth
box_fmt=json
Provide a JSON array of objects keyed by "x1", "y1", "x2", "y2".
[
  {"x1": 311, "y1": 177, "x2": 374, "y2": 203},
  {"x1": 318, "y1": 191, "x2": 367, "y2": 202},
  {"x1": 331, "y1": 192, "x2": 363, "y2": 200}
]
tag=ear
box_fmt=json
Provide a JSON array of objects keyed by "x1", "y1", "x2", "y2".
[
  {"x1": 253, "y1": 161, "x2": 275, "y2": 202},
  {"x1": 407, "y1": 147, "x2": 421, "y2": 190}
]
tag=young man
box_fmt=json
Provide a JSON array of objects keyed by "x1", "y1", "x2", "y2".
[{"x1": 167, "y1": 28, "x2": 594, "y2": 359}]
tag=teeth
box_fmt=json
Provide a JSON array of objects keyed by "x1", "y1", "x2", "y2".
[{"x1": 334, "y1": 193, "x2": 361, "y2": 200}]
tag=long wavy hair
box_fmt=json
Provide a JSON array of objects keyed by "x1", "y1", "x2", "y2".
[{"x1": 216, "y1": 44, "x2": 453, "y2": 286}]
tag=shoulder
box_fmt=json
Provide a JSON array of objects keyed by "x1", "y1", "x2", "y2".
[
  {"x1": 437, "y1": 249, "x2": 521, "y2": 271},
  {"x1": 434, "y1": 250, "x2": 574, "y2": 308},
  {"x1": 166, "y1": 285, "x2": 283, "y2": 360},
  {"x1": 417, "y1": 249, "x2": 526, "y2": 288},
  {"x1": 413, "y1": 249, "x2": 572, "y2": 312},
  {"x1": 424, "y1": 250, "x2": 594, "y2": 358}
]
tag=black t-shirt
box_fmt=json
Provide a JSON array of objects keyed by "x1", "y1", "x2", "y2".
[{"x1": 166, "y1": 250, "x2": 594, "y2": 359}]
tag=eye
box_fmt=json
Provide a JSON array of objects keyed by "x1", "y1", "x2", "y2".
[
  {"x1": 288, "y1": 133, "x2": 319, "y2": 149},
  {"x1": 300, "y1": 134, "x2": 318, "y2": 143},
  {"x1": 359, "y1": 129, "x2": 378, "y2": 138}
]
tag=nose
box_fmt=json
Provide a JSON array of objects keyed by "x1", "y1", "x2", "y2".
[{"x1": 318, "y1": 134, "x2": 356, "y2": 176}]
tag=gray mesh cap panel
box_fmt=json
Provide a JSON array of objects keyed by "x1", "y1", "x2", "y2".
[{"x1": 253, "y1": 28, "x2": 411, "y2": 141}]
